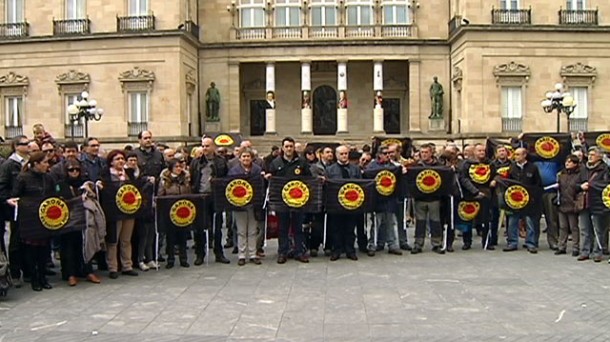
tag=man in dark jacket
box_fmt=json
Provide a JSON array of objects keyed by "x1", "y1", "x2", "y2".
[
  {"x1": 49, "y1": 141, "x2": 80, "y2": 182},
  {"x1": 503, "y1": 148, "x2": 543, "y2": 254},
  {"x1": 190, "y1": 136, "x2": 230, "y2": 265},
  {"x1": 80, "y1": 137, "x2": 106, "y2": 182},
  {"x1": 133, "y1": 131, "x2": 165, "y2": 182},
  {"x1": 325, "y1": 145, "x2": 361, "y2": 261},
  {"x1": 490, "y1": 145, "x2": 512, "y2": 247},
  {"x1": 266, "y1": 137, "x2": 312, "y2": 264},
  {"x1": 0, "y1": 136, "x2": 29, "y2": 284},
  {"x1": 575, "y1": 147, "x2": 610, "y2": 262}
]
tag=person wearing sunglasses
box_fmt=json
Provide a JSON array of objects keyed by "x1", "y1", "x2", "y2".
[{"x1": 50, "y1": 141, "x2": 80, "y2": 182}]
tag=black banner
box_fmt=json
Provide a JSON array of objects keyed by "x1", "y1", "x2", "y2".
[
  {"x1": 588, "y1": 180, "x2": 610, "y2": 215},
  {"x1": 100, "y1": 181, "x2": 144, "y2": 221},
  {"x1": 454, "y1": 197, "x2": 483, "y2": 226},
  {"x1": 363, "y1": 166, "x2": 402, "y2": 198},
  {"x1": 211, "y1": 174, "x2": 265, "y2": 212},
  {"x1": 584, "y1": 131, "x2": 610, "y2": 154},
  {"x1": 521, "y1": 133, "x2": 571, "y2": 163},
  {"x1": 268, "y1": 177, "x2": 323, "y2": 213},
  {"x1": 497, "y1": 179, "x2": 542, "y2": 215},
  {"x1": 485, "y1": 138, "x2": 518, "y2": 160},
  {"x1": 156, "y1": 194, "x2": 208, "y2": 232},
  {"x1": 404, "y1": 166, "x2": 454, "y2": 200},
  {"x1": 19, "y1": 196, "x2": 86, "y2": 240},
  {"x1": 324, "y1": 179, "x2": 376, "y2": 214},
  {"x1": 371, "y1": 136, "x2": 414, "y2": 159}
]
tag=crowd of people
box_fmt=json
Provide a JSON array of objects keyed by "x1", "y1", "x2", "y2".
[{"x1": 0, "y1": 124, "x2": 606, "y2": 294}]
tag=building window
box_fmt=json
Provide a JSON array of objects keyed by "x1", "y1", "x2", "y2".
[
  {"x1": 6, "y1": 0, "x2": 24, "y2": 23},
  {"x1": 128, "y1": 92, "x2": 148, "y2": 136},
  {"x1": 382, "y1": 0, "x2": 410, "y2": 25},
  {"x1": 501, "y1": 86, "x2": 522, "y2": 132},
  {"x1": 5, "y1": 96, "x2": 22, "y2": 138},
  {"x1": 275, "y1": 0, "x2": 300, "y2": 27},
  {"x1": 500, "y1": 0, "x2": 519, "y2": 10},
  {"x1": 239, "y1": 0, "x2": 265, "y2": 28},
  {"x1": 311, "y1": 0, "x2": 337, "y2": 26},
  {"x1": 65, "y1": 94, "x2": 84, "y2": 138},
  {"x1": 566, "y1": 0, "x2": 585, "y2": 10},
  {"x1": 186, "y1": 92, "x2": 193, "y2": 135},
  {"x1": 129, "y1": 0, "x2": 148, "y2": 15},
  {"x1": 66, "y1": 0, "x2": 86, "y2": 19},
  {"x1": 569, "y1": 86, "x2": 588, "y2": 131},
  {"x1": 346, "y1": 0, "x2": 373, "y2": 26}
]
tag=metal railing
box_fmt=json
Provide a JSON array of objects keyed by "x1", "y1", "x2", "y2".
[
  {"x1": 183, "y1": 20, "x2": 200, "y2": 39},
  {"x1": 234, "y1": 24, "x2": 415, "y2": 40},
  {"x1": 117, "y1": 15, "x2": 155, "y2": 32},
  {"x1": 236, "y1": 27, "x2": 266, "y2": 40},
  {"x1": 559, "y1": 9, "x2": 598, "y2": 25},
  {"x1": 501, "y1": 118, "x2": 522, "y2": 132},
  {"x1": 0, "y1": 22, "x2": 29, "y2": 38},
  {"x1": 308, "y1": 25, "x2": 339, "y2": 38},
  {"x1": 128, "y1": 122, "x2": 148, "y2": 137},
  {"x1": 65, "y1": 124, "x2": 84, "y2": 139},
  {"x1": 569, "y1": 118, "x2": 588, "y2": 132},
  {"x1": 345, "y1": 25, "x2": 374, "y2": 38},
  {"x1": 53, "y1": 18, "x2": 91, "y2": 35},
  {"x1": 272, "y1": 26, "x2": 302, "y2": 39},
  {"x1": 491, "y1": 8, "x2": 531, "y2": 25},
  {"x1": 4, "y1": 126, "x2": 23, "y2": 139},
  {"x1": 381, "y1": 25, "x2": 414, "y2": 37}
]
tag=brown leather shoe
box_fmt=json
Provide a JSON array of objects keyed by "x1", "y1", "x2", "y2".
[
  {"x1": 68, "y1": 276, "x2": 78, "y2": 287},
  {"x1": 86, "y1": 273, "x2": 101, "y2": 284},
  {"x1": 295, "y1": 255, "x2": 309, "y2": 263},
  {"x1": 277, "y1": 256, "x2": 287, "y2": 264}
]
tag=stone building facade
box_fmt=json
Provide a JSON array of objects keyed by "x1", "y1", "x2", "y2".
[{"x1": 0, "y1": 0, "x2": 608, "y2": 142}]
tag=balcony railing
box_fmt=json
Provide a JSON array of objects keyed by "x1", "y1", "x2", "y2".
[
  {"x1": 569, "y1": 118, "x2": 588, "y2": 132},
  {"x1": 236, "y1": 27, "x2": 266, "y2": 40},
  {"x1": 381, "y1": 24, "x2": 415, "y2": 38},
  {"x1": 0, "y1": 22, "x2": 29, "y2": 38},
  {"x1": 559, "y1": 9, "x2": 598, "y2": 25},
  {"x1": 117, "y1": 15, "x2": 155, "y2": 32},
  {"x1": 502, "y1": 118, "x2": 522, "y2": 133},
  {"x1": 65, "y1": 124, "x2": 84, "y2": 139},
  {"x1": 309, "y1": 25, "x2": 339, "y2": 38},
  {"x1": 53, "y1": 18, "x2": 91, "y2": 35},
  {"x1": 345, "y1": 25, "x2": 374, "y2": 38},
  {"x1": 183, "y1": 20, "x2": 200, "y2": 39},
  {"x1": 4, "y1": 125, "x2": 23, "y2": 139},
  {"x1": 492, "y1": 8, "x2": 531, "y2": 25},
  {"x1": 272, "y1": 26, "x2": 302, "y2": 39},
  {"x1": 128, "y1": 122, "x2": 148, "y2": 137}
]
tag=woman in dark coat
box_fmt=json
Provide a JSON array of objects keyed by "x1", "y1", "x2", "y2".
[
  {"x1": 8, "y1": 152, "x2": 53, "y2": 291},
  {"x1": 56, "y1": 159, "x2": 101, "y2": 286},
  {"x1": 556, "y1": 154, "x2": 583, "y2": 256}
]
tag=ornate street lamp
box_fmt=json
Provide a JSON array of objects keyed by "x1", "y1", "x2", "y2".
[
  {"x1": 540, "y1": 83, "x2": 577, "y2": 133},
  {"x1": 66, "y1": 91, "x2": 104, "y2": 140}
]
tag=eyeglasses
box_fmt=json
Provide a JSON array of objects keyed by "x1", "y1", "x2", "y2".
[
  {"x1": 42, "y1": 149, "x2": 54, "y2": 154},
  {"x1": 381, "y1": 152, "x2": 389, "y2": 155},
  {"x1": 67, "y1": 168, "x2": 80, "y2": 172},
  {"x1": 17, "y1": 142, "x2": 29, "y2": 146},
  {"x1": 88, "y1": 144, "x2": 100, "y2": 148}
]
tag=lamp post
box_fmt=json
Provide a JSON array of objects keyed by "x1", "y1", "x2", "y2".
[
  {"x1": 540, "y1": 83, "x2": 577, "y2": 133},
  {"x1": 66, "y1": 91, "x2": 104, "y2": 140}
]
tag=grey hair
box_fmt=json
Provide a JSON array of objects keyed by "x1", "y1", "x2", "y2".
[{"x1": 239, "y1": 147, "x2": 254, "y2": 158}]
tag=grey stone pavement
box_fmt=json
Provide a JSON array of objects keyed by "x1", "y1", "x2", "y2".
[{"x1": 1, "y1": 230, "x2": 610, "y2": 342}]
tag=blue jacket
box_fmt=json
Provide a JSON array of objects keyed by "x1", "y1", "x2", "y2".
[{"x1": 535, "y1": 161, "x2": 561, "y2": 191}]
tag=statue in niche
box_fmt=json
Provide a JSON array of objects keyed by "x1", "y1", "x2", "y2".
[
  {"x1": 205, "y1": 82, "x2": 220, "y2": 122},
  {"x1": 374, "y1": 91, "x2": 383, "y2": 109},
  {"x1": 429, "y1": 76, "x2": 444, "y2": 119},
  {"x1": 264, "y1": 91, "x2": 276, "y2": 109},
  {"x1": 302, "y1": 91, "x2": 311, "y2": 109},
  {"x1": 338, "y1": 90, "x2": 348, "y2": 109}
]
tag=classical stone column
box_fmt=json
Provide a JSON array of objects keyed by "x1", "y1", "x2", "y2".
[
  {"x1": 265, "y1": 62, "x2": 277, "y2": 134},
  {"x1": 227, "y1": 61, "x2": 240, "y2": 133},
  {"x1": 408, "y1": 60, "x2": 421, "y2": 132},
  {"x1": 337, "y1": 61, "x2": 348, "y2": 133},
  {"x1": 301, "y1": 61, "x2": 312, "y2": 134},
  {"x1": 373, "y1": 61, "x2": 385, "y2": 133}
]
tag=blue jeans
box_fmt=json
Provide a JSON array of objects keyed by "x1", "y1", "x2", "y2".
[
  {"x1": 507, "y1": 214, "x2": 540, "y2": 249},
  {"x1": 578, "y1": 210, "x2": 609, "y2": 258},
  {"x1": 277, "y1": 212, "x2": 305, "y2": 257},
  {"x1": 368, "y1": 212, "x2": 399, "y2": 251}
]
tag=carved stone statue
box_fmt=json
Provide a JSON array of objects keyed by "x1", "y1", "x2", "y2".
[
  {"x1": 265, "y1": 91, "x2": 276, "y2": 109},
  {"x1": 302, "y1": 91, "x2": 311, "y2": 109},
  {"x1": 374, "y1": 91, "x2": 383, "y2": 109},
  {"x1": 205, "y1": 82, "x2": 220, "y2": 121},
  {"x1": 338, "y1": 90, "x2": 347, "y2": 109},
  {"x1": 429, "y1": 76, "x2": 444, "y2": 119}
]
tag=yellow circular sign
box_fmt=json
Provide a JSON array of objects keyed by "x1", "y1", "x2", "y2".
[
  {"x1": 504, "y1": 185, "x2": 530, "y2": 210},
  {"x1": 534, "y1": 136, "x2": 560, "y2": 159},
  {"x1": 214, "y1": 134, "x2": 234, "y2": 147},
  {"x1": 415, "y1": 169, "x2": 441, "y2": 194},
  {"x1": 381, "y1": 138, "x2": 402, "y2": 147},
  {"x1": 458, "y1": 201, "x2": 480, "y2": 221},
  {"x1": 281, "y1": 180, "x2": 310, "y2": 208},
  {"x1": 497, "y1": 166, "x2": 510, "y2": 179},
  {"x1": 375, "y1": 170, "x2": 397, "y2": 196},
  {"x1": 469, "y1": 164, "x2": 491, "y2": 184},
  {"x1": 602, "y1": 185, "x2": 610, "y2": 209},
  {"x1": 338, "y1": 183, "x2": 365, "y2": 210},
  {"x1": 170, "y1": 200, "x2": 196, "y2": 227},
  {"x1": 116, "y1": 184, "x2": 142, "y2": 214},
  {"x1": 39, "y1": 197, "x2": 69, "y2": 230},
  {"x1": 225, "y1": 179, "x2": 253, "y2": 207},
  {"x1": 595, "y1": 134, "x2": 610, "y2": 153},
  {"x1": 505, "y1": 145, "x2": 515, "y2": 160}
]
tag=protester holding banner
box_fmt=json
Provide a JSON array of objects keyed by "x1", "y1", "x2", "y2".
[
  {"x1": 491, "y1": 145, "x2": 512, "y2": 247},
  {"x1": 267, "y1": 137, "x2": 313, "y2": 264},
  {"x1": 101, "y1": 150, "x2": 140, "y2": 279},
  {"x1": 325, "y1": 145, "x2": 362, "y2": 261},
  {"x1": 228, "y1": 148, "x2": 263, "y2": 266},
  {"x1": 190, "y1": 136, "x2": 230, "y2": 266},
  {"x1": 556, "y1": 154, "x2": 583, "y2": 257},
  {"x1": 502, "y1": 148, "x2": 543, "y2": 253},
  {"x1": 158, "y1": 158, "x2": 192, "y2": 269},
  {"x1": 388, "y1": 143, "x2": 412, "y2": 252},
  {"x1": 55, "y1": 159, "x2": 101, "y2": 286},
  {"x1": 308, "y1": 145, "x2": 334, "y2": 257},
  {"x1": 8, "y1": 152, "x2": 54, "y2": 291},
  {"x1": 575, "y1": 147, "x2": 610, "y2": 262}
]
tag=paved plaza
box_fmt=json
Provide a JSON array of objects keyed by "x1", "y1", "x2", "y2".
[{"x1": 0, "y1": 233, "x2": 609, "y2": 342}]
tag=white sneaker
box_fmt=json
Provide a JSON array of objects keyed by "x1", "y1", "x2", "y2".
[
  {"x1": 138, "y1": 261, "x2": 150, "y2": 271},
  {"x1": 147, "y1": 261, "x2": 159, "y2": 269}
]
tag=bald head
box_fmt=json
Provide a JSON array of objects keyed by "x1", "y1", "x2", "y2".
[
  {"x1": 240, "y1": 140, "x2": 252, "y2": 149},
  {"x1": 514, "y1": 147, "x2": 527, "y2": 163},
  {"x1": 336, "y1": 145, "x2": 350, "y2": 164},
  {"x1": 463, "y1": 145, "x2": 475, "y2": 160},
  {"x1": 201, "y1": 137, "x2": 215, "y2": 157}
]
